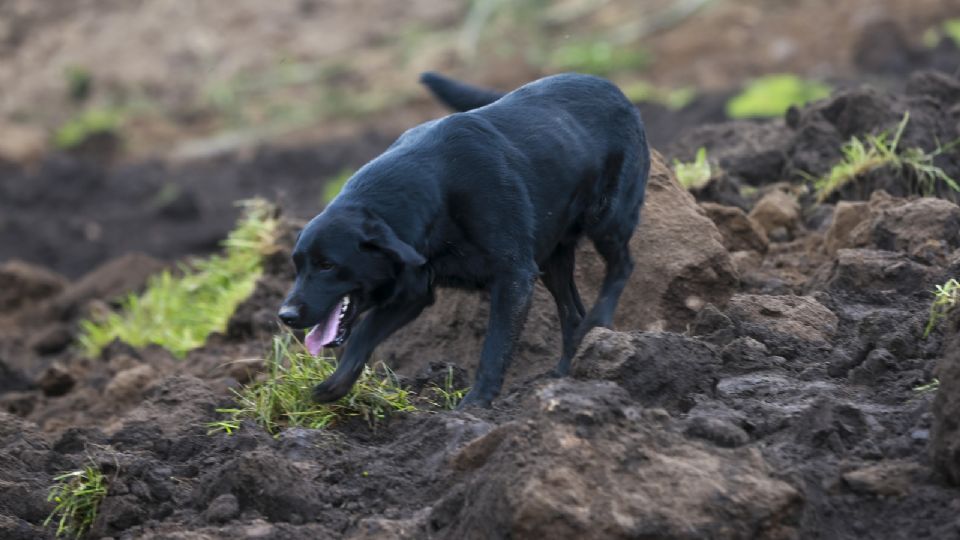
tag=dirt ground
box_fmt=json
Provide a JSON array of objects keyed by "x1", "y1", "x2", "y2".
[{"x1": 2, "y1": 1, "x2": 960, "y2": 539}]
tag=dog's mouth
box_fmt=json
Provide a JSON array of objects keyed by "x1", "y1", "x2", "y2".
[{"x1": 304, "y1": 295, "x2": 357, "y2": 355}]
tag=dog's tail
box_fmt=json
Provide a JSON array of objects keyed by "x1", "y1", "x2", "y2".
[{"x1": 419, "y1": 71, "x2": 505, "y2": 112}]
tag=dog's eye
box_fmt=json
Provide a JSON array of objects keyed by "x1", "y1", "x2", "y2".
[{"x1": 316, "y1": 261, "x2": 336, "y2": 271}]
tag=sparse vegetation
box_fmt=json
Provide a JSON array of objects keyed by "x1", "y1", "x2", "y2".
[
  {"x1": 79, "y1": 199, "x2": 280, "y2": 358},
  {"x1": 924, "y1": 278, "x2": 960, "y2": 337},
  {"x1": 44, "y1": 465, "x2": 108, "y2": 539},
  {"x1": 65, "y1": 66, "x2": 92, "y2": 102},
  {"x1": 622, "y1": 81, "x2": 696, "y2": 109},
  {"x1": 673, "y1": 147, "x2": 714, "y2": 190},
  {"x1": 726, "y1": 74, "x2": 831, "y2": 119},
  {"x1": 209, "y1": 332, "x2": 416, "y2": 434},
  {"x1": 323, "y1": 168, "x2": 355, "y2": 205},
  {"x1": 810, "y1": 112, "x2": 959, "y2": 202},
  {"x1": 914, "y1": 379, "x2": 941, "y2": 394},
  {"x1": 54, "y1": 108, "x2": 121, "y2": 150},
  {"x1": 426, "y1": 365, "x2": 470, "y2": 410},
  {"x1": 547, "y1": 40, "x2": 651, "y2": 75}
]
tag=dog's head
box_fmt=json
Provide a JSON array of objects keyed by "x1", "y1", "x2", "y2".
[{"x1": 278, "y1": 205, "x2": 425, "y2": 355}]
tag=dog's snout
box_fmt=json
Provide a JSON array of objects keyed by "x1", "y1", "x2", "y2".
[{"x1": 278, "y1": 304, "x2": 302, "y2": 326}]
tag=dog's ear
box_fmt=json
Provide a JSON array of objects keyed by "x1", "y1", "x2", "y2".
[{"x1": 360, "y1": 214, "x2": 426, "y2": 267}]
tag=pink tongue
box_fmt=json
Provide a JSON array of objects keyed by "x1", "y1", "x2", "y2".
[{"x1": 304, "y1": 298, "x2": 343, "y2": 356}]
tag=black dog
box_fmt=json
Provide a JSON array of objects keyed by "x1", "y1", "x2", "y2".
[{"x1": 278, "y1": 72, "x2": 650, "y2": 408}]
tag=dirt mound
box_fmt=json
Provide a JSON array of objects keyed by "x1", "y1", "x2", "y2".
[
  {"x1": 932, "y1": 310, "x2": 960, "y2": 485},
  {"x1": 437, "y1": 380, "x2": 801, "y2": 539}
]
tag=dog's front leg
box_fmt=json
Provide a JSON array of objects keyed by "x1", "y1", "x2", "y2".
[
  {"x1": 459, "y1": 269, "x2": 537, "y2": 408},
  {"x1": 312, "y1": 293, "x2": 433, "y2": 403}
]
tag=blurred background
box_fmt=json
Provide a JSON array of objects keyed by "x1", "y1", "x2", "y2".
[{"x1": 0, "y1": 0, "x2": 958, "y2": 276}]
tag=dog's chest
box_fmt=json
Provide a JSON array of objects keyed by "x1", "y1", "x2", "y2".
[{"x1": 428, "y1": 248, "x2": 496, "y2": 290}]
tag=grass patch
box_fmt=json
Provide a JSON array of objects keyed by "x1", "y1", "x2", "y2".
[
  {"x1": 209, "y1": 332, "x2": 416, "y2": 434},
  {"x1": 79, "y1": 199, "x2": 280, "y2": 358},
  {"x1": 622, "y1": 80, "x2": 696, "y2": 109},
  {"x1": 673, "y1": 147, "x2": 713, "y2": 190},
  {"x1": 547, "y1": 40, "x2": 651, "y2": 76},
  {"x1": 914, "y1": 379, "x2": 941, "y2": 394},
  {"x1": 923, "y1": 18, "x2": 960, "y2": 48},
  {"x1": 54, "y1": 108, "x2": 122, "y2": 150},
  {"x1": 924, "y1": 278, "x2": 960, "y2": 338},
  {"x1": 810, "y1": 112, "x2": 960, "y2": 203},
  {"x1": 726, "y1": 74, "x2": 831, "y2": 119},
  {"x1": 424, "y1": 365, "x2": 470, "y2": 410},
  {"x1": 323, "y1": 167, "x2": 354, "y2": 205},
  {"x1": 44, "y1": 465, "x2": 108, "y2": 539}
]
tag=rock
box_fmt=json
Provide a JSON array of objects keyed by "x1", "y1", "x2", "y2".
[
  {"x1": 684, "y1": 415, "x2": 751, "y2": 448},
  {"x1": 847, "y1": 348, "x2": 896, "y2": 385},
  {"x1": 824, "y1": 201, "x2": 870, "y2": 255},
  {"x1": 701, "y1": 202, "x2": 769, "y2": 253},
  {"x1": 0, "y1": 356, "x2": 32, "y2": 394},
  {"x1": 203, "y1": 493, "x2": 240, "y2": 524},
  {"x1": 932, "y1": 311, "x2": 960, "y2": 485},
  {"x1": 810, "y1": 249, "x2": 940, "y2": 303},
  {"x1": 0, "y1": 260, "x2": 67, "y2": 313},
  {"x1": 724, "y1": 294, "x2": 838, "y2": 358},
  {"x1": 349, "y1": 510, "x2": 429, "y2": 540},
  {"x1": 27, "y1": 323, "x2": 73, "y2": 355},
  {"x1": 35, "y1": 363, "x2": 75, "y2": 397},
  {"x1": 438, "y1": 380, "x2": 803, "y2": 539},
  {"x1": 749, "y1": 189, "x2": 801, "y2": 240},
  {"x1": 571, "y1": 328, "x2": 720, "y2": 411},
  {"x1": 50, "y1": 252, "x2": 165, "y2": 318},
  {"x1": 721, "y1": 336, "x2": 782, "y2": 373},
  {"x1": 104, "y1": 365, "x2": 158, "y2": 403},
  {"x1": 865, "y1": 197, "x2": 960, "y2": 255},
  {"x1": 379, "y1": 152, "x2": 737, "y2": 382},
  {"x1": 842, "y1": 461, "x2": 922, "y2": 497}
]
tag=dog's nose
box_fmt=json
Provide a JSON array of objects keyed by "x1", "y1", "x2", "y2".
[{"x1": 278, "y1": 304, "x2": 301, "y2": 326}]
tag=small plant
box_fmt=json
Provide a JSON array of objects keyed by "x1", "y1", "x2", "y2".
[
  {"x1": 914, "y1": 379, "x2": 941, "y2": 394},
  {"x1": 44, "y1": 465, "x2": 108, "y2": 539},
  {"x1": 64, "y1": 66, "x2": 92, "y2": 102},
  {"x1": 622, "y1": 81, "x2": 696, "y2": 110},
  {"x1": 811, "y1": 112, "x2": 959, "y2": 202},
  {"x1": 726, "y1": 74, "x2": 831, "y2": 119},
  {"x1": 79, "y1": 199, "x2": 280, "y2": 357},
  {"x1": 210, "y1": 332, "x2": 416, "y2": 434},
  {"x1": 427, "y1": 365, "x2": 470, "y2": 410},
  {"x1": 54, "y1": 108, "x2": 121, "y2": 150},
  {"x1": 924, "y1": 278, "x2": 960, "y2": 337},
  {"x1": 673, "y1": 147, "x2": 713, "y2": 190},
  {"x1": 547, "y1": 40, "x2": 651, "y2": 76},
  {"x1": 323, "y1": 167, "x2": 355, "y2": 205}
]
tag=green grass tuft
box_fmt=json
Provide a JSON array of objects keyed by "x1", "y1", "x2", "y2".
[
  {"x1": 54, "y1": 108, "x2": 121, "y2": 149},
  {"x1": 622, "y1": 81, "x2": 696, "y2": 110},
  {"x1": 44, "y1": 465, "x2": 108, "y2": 539},
  {"x1": 323, "y1": 167, "x2": 354, "y2": 205},
  {"x1": 79, "y1": 199, "x2": 280, "y2": 358},
  {"x1": 810, "y1": 112, "x2": 960, "y2": 203},
  {"x1": 924, "y1": 278, "x2": 960, "y2": 338},
  {"x1": 547, "y1": 41, "x2": 651, "y2": 75},
  {"x1": 673, "y1": 147, "x2": 713, "y2": 190},
  {"x1": 425, "y1": 365, "x2": 470, "y2": 410},
  {"x1": 209, "y1": 332, "x2": 416, "y2": 434},
  {"x1": 726, "y1": 74, "x2": 831, "y2": 119}
]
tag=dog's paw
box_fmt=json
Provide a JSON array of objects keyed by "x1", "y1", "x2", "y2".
[
  {"x1": 456, "y1": 390, "x2": 492, "y2": 410},
  {"x1": 311, "y1": 380, "x2": 350, "y2": 403}
]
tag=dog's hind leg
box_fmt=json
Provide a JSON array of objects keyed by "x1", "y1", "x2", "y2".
[
  {"x1": 541, "y1": 243, "x2": 584, "y2": 376},
  {"x1": 575, "y1": 217, "x2": 637, "y2": 347},
  {"x1": 312, "y1": 293, "x2": 433, "y2": 403},
  {"x1": 459, "y1": 267, "x2": 538, "y2": 408}
]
